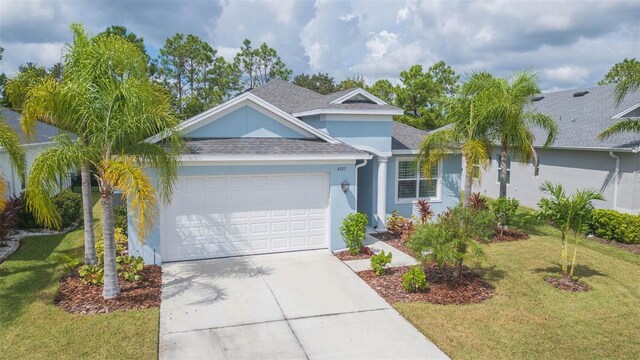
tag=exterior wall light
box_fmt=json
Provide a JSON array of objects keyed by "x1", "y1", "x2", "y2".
[{"x1": 341, "y1": 180, "x2": 350, "y2": 193}]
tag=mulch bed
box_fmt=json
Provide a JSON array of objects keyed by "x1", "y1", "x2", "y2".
[
  {"x1": 492, "y1": 227, "x2": 529, "y2": 243},
  {"x1": 358, "y1": 265, "x2": 494, "y2": 305},
  {"x1": 55, "y1": 265, "x2": 162, "y2": 315},
  {"x1": 545, "y1": 277, "x2": 591, "y2": 292},
  {"x1": 370, "y1": 232, "x2": 414, "y2": 256},
  {"x1": 334, "y1": 246, "x2": 374, "y2": 260},
  {"x1": 589, "y1": 236, "x2": 640, "y2": 255}
]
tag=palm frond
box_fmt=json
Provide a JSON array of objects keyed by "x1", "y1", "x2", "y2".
[
  {"x1": 0, "y1": 120, "x2": 26, "y2": 181},
  {"x1": 418, "y1": 128, "x2": 461, "y2": 178},
  {"x1": 25, "y1": 136, "x2": 90, "y2": 229},
  {"x1": 598, "y1": 118, "x2": 640, "y2": 140},
  {"x1": 102, "y1": 156, "x2": 157, "y2": 240}
]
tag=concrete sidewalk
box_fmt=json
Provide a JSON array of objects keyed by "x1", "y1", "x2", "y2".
[{"x1": 159, "y1": 250, "x2": 448, "y2": 360}]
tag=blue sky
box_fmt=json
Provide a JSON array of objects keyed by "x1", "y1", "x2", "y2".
[{"x1": 1, "y1": 0, "x2": 638, "y2": 92}]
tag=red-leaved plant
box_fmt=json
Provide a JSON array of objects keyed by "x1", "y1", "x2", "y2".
[
  {"x1": 0, "y1": 197, "x2": 23, "y2": 243},
  {"x1": 469, "y1": 193, "x2": 489, "y2": 211},
  {"x1": 415, "y1": 199, "x2": 433, "y2": 224}
]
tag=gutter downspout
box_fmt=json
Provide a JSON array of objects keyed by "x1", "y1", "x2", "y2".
[
  {"x1": 609, "y1": 151, "x2": 620, "y2": 210},
  {"x1": 354, "y1": 158, "x2": 368, "y2": 211}
]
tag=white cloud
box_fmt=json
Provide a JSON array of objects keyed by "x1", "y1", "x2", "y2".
[
  {"x1": 215, "y1": 46, "x2": 239, "y2": 62},
  {"x1": 544, "y1": 65, "x2": 589, "y2": 83}
]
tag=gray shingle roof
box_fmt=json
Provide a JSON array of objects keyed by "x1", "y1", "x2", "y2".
[
  {"x1": 391, "y1": 121, "x2": 427, "y2": 151},
  {"x1": 249, "y1": 80, "x2": 322, "y2": 113},
  {"x1": 530, "y1": 84, "x2": 640, "y2": 151},
  {"x1": 251, "y1": 80, "x2": 402, "y2": 114},
  {"x1": 184, "y1": 137, "x2": 368, "y2": 155},
  {"x1": 1, "y1": 107, "x2": 62, "y2": 144}
]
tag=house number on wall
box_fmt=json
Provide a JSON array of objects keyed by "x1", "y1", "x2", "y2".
[{"x1": 337, "y1": 166, "x2": 346, "y2": 171}]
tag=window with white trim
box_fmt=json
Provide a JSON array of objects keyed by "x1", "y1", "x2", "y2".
[
  {"x1": 396, "y1": 160, "x2": 440, "y2": 201},
  {"x1": 497, "y1": 155, "x2": 511, "y2": 184}
]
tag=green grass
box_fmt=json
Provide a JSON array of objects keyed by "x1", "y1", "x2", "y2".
[
  {"x1": 0, "y1": 193, "x2": 158, "y2": 360},
  {"x1": 396, "y1": 209, "x2": 640, "y2": 359}
]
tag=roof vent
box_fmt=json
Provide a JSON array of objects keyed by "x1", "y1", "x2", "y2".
[
  {"x1": 532, "y1": 96, "x2": 545, "y2": 102},
  {"x1": 573, "y1": 91, "x2": 589, "y2": 97}
]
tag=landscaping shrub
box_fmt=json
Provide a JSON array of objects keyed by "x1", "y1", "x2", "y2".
[
  {"x1": 95, "y1": 227, "x2": 128, "y2": 260},
  {"x1": 339, "y1": 212, "x2": 369, "y2": 255},
  {"x1": 370, "y1": 250, "x2": 393, "y2": 276},
  {"x1": 589, "y1": 209, "x2": 640, "y2": 244},
  {"x1": 52, "y1": 189, "x2": 82, "y2": 228},
  {"x1": 387, "y1": 211, "x2": 410, "y2": 237},
  {"x1": 401, "y1": 221, "x2": 415, "y2": 243},
  {"x1": 468, "y1": 193, "x2": 489, "y2": 211},
  {"x1": 116, "y1": 255, "x2": 145, "y2": 282},
  {"x1": 415, "y1": 199, "x2": 433, "y2": 224},
  {"x1": 113, "y1": 204, "x2": 128, "y2": 233},
  {"x1": 402, "y1": 266, "x2": 429, "y2": 293},
  {"x1": 79, "y1": 264, "x2": 104, "y2": 285},
  {"x1": 408, "y1": 205, "x2": 490, "y2": 270},
  {"x1": 0, "y1": 197, "x2": 22, "y2": 242},
  {"x1": 492, "y1": 197, "x2": 519, "y2": 234},
  {"x1": 17, "y1": 190, "x2": 82, "y2": 230}
]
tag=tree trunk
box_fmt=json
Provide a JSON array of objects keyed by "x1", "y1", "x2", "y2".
[
  {"x1": 569, "y1": 235, "x2": 579, "y2": 280},
  {"x1": 561, "y1": 235, "x2": 568, "y2": 280},
  {"x1": 463, "y1": 165, "x2": 473, "y2": 206},
  {"x1": 101, "y1": 185, "x2": 120, "y2": 299},
  {"x1": 81, "y1": 163, "x2": 97, "y2": 265},
  {"x1": 499, "y1": 143, "x2": 508, "y2": 198}
]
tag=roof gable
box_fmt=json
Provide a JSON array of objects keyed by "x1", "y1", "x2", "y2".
[
  {"x1": 147, "y1": 93, "x2": 341, "y2": 144},
  {"x1": 1, "y1": 107, "x2": 63, "y2": 145}
]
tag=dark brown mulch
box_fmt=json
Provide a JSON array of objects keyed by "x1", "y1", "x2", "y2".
[
  {"x1": 358, "y1": 265, "x2": 494, "y2": 305},
  {"x1": 492, "y1": 227, "x2": 529, "y2": 243},
  {"x1": 370, "y1": 232, "x2": 414, "y2": 256},
  {"x1": 55, "y1": 265, "x2": 162, "y2": 315},
  {"x1": 589, "y1": 236, "x2": 640, "y2": 255},
  {"x1": 545, "y1": 277, "x2": 591, "y2": 292},
  {"x1": 334, "y1": 246, "x2": 374, "y2": 260}
]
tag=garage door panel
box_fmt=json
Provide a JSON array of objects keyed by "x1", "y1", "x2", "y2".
[{"x1": 162, "y1": 173, "x2": 329, "y2": 261}]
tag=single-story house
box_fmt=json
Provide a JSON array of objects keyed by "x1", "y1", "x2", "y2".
[
  {"x1": 0, "y1": 107, "x2": 66, "y2": 197},
  {"x1": 472, "y1": 84, "x2": 639, "y2": 213},
  {"x1": 130, "y1": 80, "x2": 462, "y2": 264}
]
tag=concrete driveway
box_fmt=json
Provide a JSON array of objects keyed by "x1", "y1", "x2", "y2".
[{"x1": 159, "y1": 250, "x2": 448, "y2": 360}]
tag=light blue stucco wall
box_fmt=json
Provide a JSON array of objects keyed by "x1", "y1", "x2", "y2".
[
  {"x1": 354, "y1": 154, "x2": 462, "y2": 227},
  {"x1": 303, "y1": 117, "x2": 392, "y2": 154},
  {"x1": 128, "y1": 162, "x2": 357, "y2": 264},
  {"x1": 386, "y1": 155, "x2": 462, "y2": 219},
  {"x1": 186, "y1": 105, "x2": 310, "y2": 139}
]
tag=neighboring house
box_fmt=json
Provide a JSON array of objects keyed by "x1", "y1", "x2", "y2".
[
  {"x1": 130, "y1": 80, "x2": 462, "y2": 264},
  {"x1": 472, "y1": 84, "x2": 640, "y2": 213},
  {"x1": 0, "y1": 107, "x2": 66, "y2": 197}
]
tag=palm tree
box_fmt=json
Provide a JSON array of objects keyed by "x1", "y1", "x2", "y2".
[
  {"x1": 21, "y1": 64, "x2": 100, "y2": 265},
  {"x1": 0, "y1": 114, "x2": 26, "y2": 209},
  {"x1": 418, "y1": 72, "x2": 494, "y2": 206},
  {"x1": 478, "y1": 71, "x2": 558, "y2": 198},
  {"x1": 537, "y1": 181, "x2": 604, "y2": 281},
  {"x1": 23, "y1": 24, "x2": 183, "y2": 299},
  {"x1": 598, "y1": 69, "x2": 640, "y2": 139}
]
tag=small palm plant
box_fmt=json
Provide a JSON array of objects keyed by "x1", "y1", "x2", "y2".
[
  {"x1": 537, "y1": 181, "x2": 604, "y2": 281},
  {"x1": 0, "y1": 114, "x2": 26, "y2": 210}
]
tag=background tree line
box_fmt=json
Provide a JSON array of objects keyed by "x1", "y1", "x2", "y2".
[{"x1": 1, "y1": 25, "x2": 637, "y2": 130}]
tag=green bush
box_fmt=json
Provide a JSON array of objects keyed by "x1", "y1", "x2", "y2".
[
  {"x1": 492, "y1": 197, "x2": 519, "y2": 231},
  {"x1": 339, "y1": 212, "x2": 369, "y2": 255},
  {"x1": 95, "y1": 227, "x2": 128, "y2": 260},
  {"x1": 78, "y1": 264, "x2": 104, "y2": 285},
  {"x1": 589, "y1": 209, "x2": 640, "y2": 244},
  {"x1": 386, "y1": 211, "x2": 407, "y2": 237},
  {"x1": 17, "y1": 190, "x2": 82, "y2": 229},
  {"x1": 408, "y1": 205, "x2": 490, "y2": 269},
  {"x1": 114, "y1": 204, "x2": 128, "y2": 233},
  {"x1": 52, "y1": 189, "x2": 82, "y2": 228},
  {"x1": 402, "y1": 266, "x2": 429, "y2": 293},
  {"x1": 116, "y1": 255, "x2": 144, "y2": 282},
  {"x1": 370, "y1": 250, "x2": 393, "y2": 276}
]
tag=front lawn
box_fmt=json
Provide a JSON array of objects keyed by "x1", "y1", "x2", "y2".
[
  {"x1": 0, "y1": 193, "x2": 159, "y2": 359},
  {"x1": 395, "y1": 221, "x2": 640, "y2": 359}
]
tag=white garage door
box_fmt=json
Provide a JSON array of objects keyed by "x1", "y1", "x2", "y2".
[{"x1": 161, "y1": 173, "x2": 329, "y2": 262}]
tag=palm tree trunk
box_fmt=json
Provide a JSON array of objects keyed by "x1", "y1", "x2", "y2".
[
  {"x1": 569, "y1": 235, "x2": 579, "y2": 280},
  {"x1": 499, "y1": 143, "x2": 508, "y2": 198},
  {"x1": 101, "y1": 185, "x2": 120, "y2": 299},
  {"x1": 561, "y1": 234, "x2": 568, "y2": 280},
  {"x1": 463, "y1": 164, "x2": 473, "y2": 206},
  {"x1": 81, "y1": 162, "x2": 97, "y2": 265}
]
